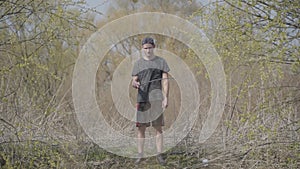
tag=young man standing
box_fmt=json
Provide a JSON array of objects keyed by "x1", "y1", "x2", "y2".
[{"x1": 131, "y1": 37, "x2": 170, "y2": 165}]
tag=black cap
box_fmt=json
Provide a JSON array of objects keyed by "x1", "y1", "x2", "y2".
[{"x1": 142, "y1": 37, "x2": 155, "y2": 46}]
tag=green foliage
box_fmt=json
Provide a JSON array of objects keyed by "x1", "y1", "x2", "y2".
[
  {"x1": 0, "y1": 0, "x2": 299, "y2": 168},
  {"x1": 0, "y1": 141, "x2": 65, "y2": 168},
  {"x1": 191, "y1": 0, "x2": 300, "y2": 168},
  {"x1": 0, "y1": 0, "x2": 96, "y2": 168}
]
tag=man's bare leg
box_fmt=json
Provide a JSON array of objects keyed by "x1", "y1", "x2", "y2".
[
  {"x1": 154, "y1": 126, "x2": 163, "y2": 153},
  {"x1": 137, "y1": 125, "x2": 146, "y2": 154},
  {"x1": 154, "y1": 125, "x2": 166, "y2": 165},
  {"x1": 135, "y1": 125, "x2": 146, "y2": 165}
]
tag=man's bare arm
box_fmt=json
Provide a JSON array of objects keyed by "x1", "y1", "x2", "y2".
[{"x1": 162, "y1": 72, "x2": 169, "y2": 108}]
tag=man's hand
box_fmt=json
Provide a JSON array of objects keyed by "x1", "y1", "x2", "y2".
[
  {"x1": 132, "y1": 76, "x2": 140, "y2": 89},
  {"x1": 162, "y1": 97, "x2": 168, "y2": 109},
  {"x1": 132, "y1": 80, "x2": 140, "y2": 89}
]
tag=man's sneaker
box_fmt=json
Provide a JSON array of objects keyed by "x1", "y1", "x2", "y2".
[
  {"x1": 156, "y1": 154, "x2": 166, "y2": 166},
  {"x1": 134, "y1": 153, "x2": 144, "y2": 165}
]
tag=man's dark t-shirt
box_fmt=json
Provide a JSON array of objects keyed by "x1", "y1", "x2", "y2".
[{"x1": 132, "y1": 56, "x2": 170, "y2": 103}]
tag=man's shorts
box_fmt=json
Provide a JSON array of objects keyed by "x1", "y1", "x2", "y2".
[{"x1": 136, "y1": 100, "x2": 164, "y2": 127}]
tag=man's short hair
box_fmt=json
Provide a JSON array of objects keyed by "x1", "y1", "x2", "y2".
[{"x1": 142, "y1": 37, "x2": 155, "y2": 46}]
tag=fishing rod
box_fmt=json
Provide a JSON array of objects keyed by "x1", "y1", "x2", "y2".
[{"x1": 139, "y1": 77, "x2": 175, "y2": 86}]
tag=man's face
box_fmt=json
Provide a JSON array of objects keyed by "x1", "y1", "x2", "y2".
[{"x1": 142, "y1": 43, "x2": 155, "y2": 57}]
